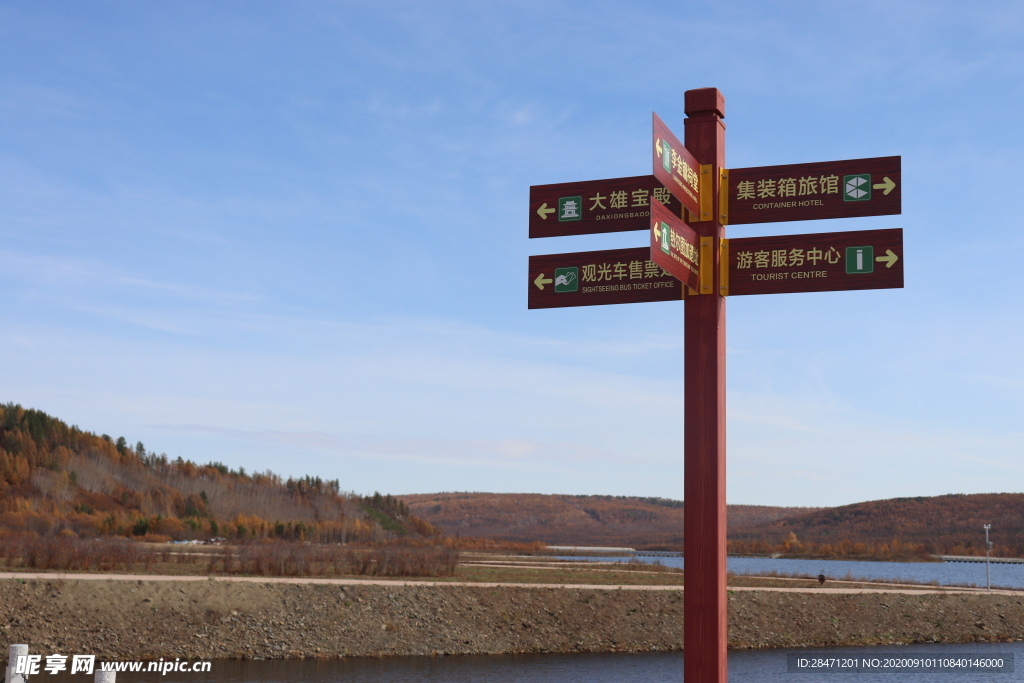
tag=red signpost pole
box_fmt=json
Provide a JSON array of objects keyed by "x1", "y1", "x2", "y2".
[
  {"x1": 683, "y1": 88, "x2": 727, "y2": 683},
  {"x1": 528, "y1": 85, "x2": 903, "y2": 683}
]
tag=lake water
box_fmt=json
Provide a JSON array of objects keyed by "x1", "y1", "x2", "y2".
[
  {"x1": 59, "y1": 643, "x2": 1019, "y2": 682},
  {"x1": 564, "y1": 555, "x2": 1024, "y2": 590}
]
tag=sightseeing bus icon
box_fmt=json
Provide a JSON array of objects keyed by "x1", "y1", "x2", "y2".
[{"x1": 553, "y1": 267, "x2": 578, "y2": 293}]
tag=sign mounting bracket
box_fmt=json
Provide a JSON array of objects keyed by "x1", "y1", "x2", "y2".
[
  {"x1": 699, "y1": 236, "x2": 714, "y2": 294},
  {"x1": 719, "y1": 238, "x2": 730, "y2": 296}
]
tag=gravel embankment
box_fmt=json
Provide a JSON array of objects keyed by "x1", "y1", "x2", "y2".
[{"x1": 2, "y1": 577, "x2": 1023, "y2": 660}]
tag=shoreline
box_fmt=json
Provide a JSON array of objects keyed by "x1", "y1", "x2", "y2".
[{"x1": 3, "y1": 574, "x2": 1024, "y2": 660}]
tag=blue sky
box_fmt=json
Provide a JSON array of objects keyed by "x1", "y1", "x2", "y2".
[{"x1": 2, "y1": 1, "x2": 1022, "y2": 507}]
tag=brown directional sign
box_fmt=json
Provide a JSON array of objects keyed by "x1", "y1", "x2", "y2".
[
  {"x1": 726, "y1": 156, "x2": 900, "y2": 225},
  {"x1": 724, "y1": 228, "x2": 903, "y2": 296},
  {"x1": 528, "y1": 247, "x2": 683, "y2": 309},
  {"x1": 529, "y1": 175, "x2": 681, "y2": 238},
  {"x1": 652, "y1": 113, "x2": 702, "y2": 217},
  {"x1": 649, "y1": 199, "x2": 700, "y2": 292}
]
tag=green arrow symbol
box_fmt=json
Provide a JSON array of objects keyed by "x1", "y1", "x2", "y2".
[
  {"x1": 536, "y1": 203, "x2": 556, "y2": 220},
  {"x1": 875, "y1": 249, "x2": 899, "y2": 268},
  {"x1": 872, "y1": 177, "x2": 896, "y2": 195},
  {"x1": 533, "y1": 273, "x2": 553, "y2": 290}
]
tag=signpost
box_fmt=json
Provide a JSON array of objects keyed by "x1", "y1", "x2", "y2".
[
  {"x1": 677, "y1": 87, "x2": 728, "y2": 683},
  {"x1": 526, "y1": 87, "x2": 905, "y2": 683},
  {"x1": 725, "y1": 156, "x2": 901, "y2": 225},
  {"x1": 528, "y1": 247, "x2": 682, "y2": 309},
  {"x1": 650, "y1": 199, "x2": 701, "y2": 293},
  {"x1": 529, "y1": 176, "x2": 680, "y2": 238},
  {"x1": 724, "y1": 228, "x2": 903, "y2": 296}
]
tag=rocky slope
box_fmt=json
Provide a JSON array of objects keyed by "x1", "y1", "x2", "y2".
[{"x1": 2, "y1": 577, "x2": 1024, "y2": 661}]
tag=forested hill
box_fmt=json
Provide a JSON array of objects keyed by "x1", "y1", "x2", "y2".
[
  {"x1": 0, "y1": 403, "x2": 440, "y2": 542},
  {"x1": 729, "y1": 493, "x2": 1024, "y2": 557},
  {"x1": 402, "y1": 492, "x2": 815, "y2": 549},
  {"x1": 405, "y1": 491, "x2": 1024, "y2": 558}
]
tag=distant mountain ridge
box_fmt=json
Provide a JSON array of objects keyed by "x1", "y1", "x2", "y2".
[
  {"x1": 402, "y1": 492, "x2": 815, "y2": 549},
  {"x1": 730, "y1": 493, "x2": 1024, "y2": 557},
  {"x1": 404, "y1": 491, "x2": 1024, "y2": 557}
]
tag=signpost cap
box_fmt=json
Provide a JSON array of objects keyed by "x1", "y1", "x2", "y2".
[{"x1": 684, "y1": 88, "x2": 725, "y2": 118}]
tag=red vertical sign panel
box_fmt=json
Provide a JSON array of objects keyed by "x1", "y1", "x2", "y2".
[
  {"x1": 652, "y1": 112, "x2": 702, "y2": 217},
  {"x1": 649, "y1": 199, "x2": 700, "y2": 292}
]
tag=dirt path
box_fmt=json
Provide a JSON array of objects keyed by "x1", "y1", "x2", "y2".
[{"x1": 2, "y1": 571, "x2": 1019, "y2": 595}]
